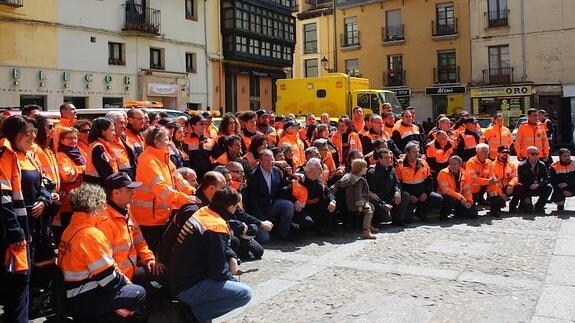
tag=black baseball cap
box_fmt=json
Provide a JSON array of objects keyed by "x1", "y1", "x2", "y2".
[
  {"x1": 256, "y1": 109, "x2": 272, "y2": 117},
  {"x1": 283, "y1": 120, "x2": 300, "y2": 130},
  {"x1": 105, "y1": 172, "x2": 142, "y2": 190},
  {"x1": 189, "y1": 115, "x2": 206, "y2": 125},
  {"x1": 497, "y1": 145, "x2": 510, "y2": 153}
]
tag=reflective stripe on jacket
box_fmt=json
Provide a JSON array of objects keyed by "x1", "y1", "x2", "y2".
[
  {"x1": 483, "y1": 125, "x2": 512, "y2": 160},
  {"x1": 97, "y1": 205, "x2": 155, "y2": 280},
  {"x1": 0, "y1": 138, "x2": 27, "y2": 243},
  {"x1": 437, "y1": 167, "x2": 473, "y2": 202},
  {"x1": 488, "y1": 159, "x2": 518, "y2": 196},
  {"x1": 132, "y1": 146, "x2": 195, "y2": 226},
  {"x1": 465, "y1": 156, "x2": 493, "y2": 194},
  {"x1": 57, "y1": 212, "x2": 118, "y2": 298},
  {"x1": 515, "y1": 122, "x2": 550, "y2": 159}
]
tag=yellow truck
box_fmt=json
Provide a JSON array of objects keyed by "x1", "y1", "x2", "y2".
[{"x1": 275, "y1": 73, "x2": 402, "y2": 117}]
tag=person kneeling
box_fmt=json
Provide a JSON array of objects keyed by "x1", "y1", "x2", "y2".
[
  {"x1": 167, "y1": 187, "x2": 252, "y2": 322},
  {"x1": 516, "y1": 146, "x2": 552, "y2": 213},
  {"x1": 58, "y1": 184, "x2": 147, "y2": 322},
  {"x1": 437, "y1": 156, "x2": 478, "y2": 219}
]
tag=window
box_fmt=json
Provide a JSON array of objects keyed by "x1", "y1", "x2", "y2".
[
  {"x1": 387, "y1": 55, "x2": 404, "y2": 86},
  {"x1": 385, "y1": 9, "x2": 403, "y2": 41},
  {"x1": 108, "y1": 42, "x2": 125, "y2": 65},
  {"x1": 487, "y1": 0, "x2": 508, "y2": 28},
  {"x1": 186, "y1": 53, "x2": 196, "y2": 73},
  {"x1": 303, "y1": 23, "x2": 317, "y2": 54},
  {"x1": 150, "y1": 48, "x2": 164, "y2": 70},
  {"x1": 304, "y1": 59, "x2": 318, "y2": 77},
  {"x1": 437, "y1": 51, "x2": 457, "y2": 83},
  {"x1": 488, "y1": 45, "x2": 510, "y2": 83},
  {"x1": 186, "y1": 0, "x2": 197, "y2": 20},
  {"x1": 249, "y1": 75, "x2": 260, "y2": 110},
  {"x1": 345, "y1": 59, "x2": 359, "y2": 77},
  {"x1": 435, "y1": 2, "x2": 456, "y2": 36},
  {"x1": 343, "y1": 17, "x2": 359, "y2": 47},
  {"x1": 102, "y1": 97, "x2": 123, "y2": 109}
]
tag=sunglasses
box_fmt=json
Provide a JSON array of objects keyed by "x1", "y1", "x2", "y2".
[{"x1": 47, "y1": 124, "x2": 55, "y2": 129}]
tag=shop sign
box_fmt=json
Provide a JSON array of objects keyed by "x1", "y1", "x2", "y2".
[
  {"x1": 391, "y1": 88, "x2": 411, "y2": 97},
  {"x1": 425, "y1": 86, "x2": 466, "y2": 95},
  {"x1": 147, "y1": 83, "x2": 178, "y2": 97},
  {"x1": 470, "y1": 85, "x2": 532, "y2": 98}
]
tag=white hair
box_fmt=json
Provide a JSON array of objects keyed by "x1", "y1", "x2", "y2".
[
  {"x1": 476, "y1": 143, "x2": 489, "y2": 152},
  {"x1": 305, "y1": 157, "x2": 323, "y2": 170},
  {"x1": 105, "y1": 110, "x2": 127, "y2": 122}
]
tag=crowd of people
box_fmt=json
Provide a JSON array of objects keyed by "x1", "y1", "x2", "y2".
[{"x1": 0, "y1": 102, "x2": 573, "y2": 322}]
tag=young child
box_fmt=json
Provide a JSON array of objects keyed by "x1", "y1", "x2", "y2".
[{"x1": 331, "y1": 159, "x2": 376, "y2": 239}]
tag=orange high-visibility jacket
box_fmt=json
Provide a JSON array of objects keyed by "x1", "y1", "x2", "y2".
[
  {"x1": 488, "y1": 159, "x2": 518, "y2": 196},
  {"x1": 278, "y1": 132, "x2": 306, "y2": 168},
  {"x1": 125, "y1": 129, "x2": 145, "y2": 158},
  {"x1": 132, "y1": 146, "x2": 195, "y2": 226},
  {"x1": 0, "y1": 138, "x2": 28, "y2": 242},
  {"x1": 483, "y1": 125, "x2": 512, "y2": 160},
  {"x1": 515, "y1": 122, "x2": 550, "y2": 159},
  {"x1": 32, "y1": 144, "x2": 61, "y2": 192},
  {"x1": 330, "y1": 131, "x2": 362, "y2": 165},
  {"x1": 57, "y1": 212, "x2": 118, "y2": 299},
  {"x1": 465, "y1": 156, "x2": 494, "y2": 194},
  {"x1": 97, "y1": 205, "x2": 155, "y2": 280},
  {"x1": 56, "y1": 151, "x2": 86, "y2": 214},
  {"x1": 425, "y1": 139, "x2": 455, "y2": 166},
  {"x1": 77, "y1": 141, "x2": 89, "y2": 160},
  {"x1": 437, "y1": 167, "x2": 473, "y2": 202},
  {"x1": 108, "y1": 137, "x2": 132, "y2": 171}
]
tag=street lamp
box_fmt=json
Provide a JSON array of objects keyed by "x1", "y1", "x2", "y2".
[{"x1": 321, "y1": 56, "x2": 332, "y2": 72}]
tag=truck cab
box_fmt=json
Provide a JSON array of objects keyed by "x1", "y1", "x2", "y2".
[{"x1": 353, "y1": 90, "x2": 402, "y2": 116}]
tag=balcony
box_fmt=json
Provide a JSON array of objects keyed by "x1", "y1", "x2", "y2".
[
  {"x1": 483, "y1": 67, "x2": 513, "y2": 84},
  {"x1": 340, "y1": 30, "x2": 360, "y2": 48},
  {"x1": 433, "y1": 65, "x2": 460, "y2": 84},
  {"x1": 0, "y1": 0, "x2": 23, "y2": 7},
  {"x1": 486, "y1": 10, "x2": 509, "y2": 28},
  {"x1": 123, "y1": 3, "x2": 161, "y2": 35},
  {"x1": 384, "y1": 70, "x2": 406, "y2": 87},
  {"x1": 381, "y1": 25, "x2": 405, "y2": 43},
  {"x1": 432, "y1": 18, "x2": 458, "y2": 38},
  {"x1": 305, "y1": 0, "x2": 332, "y2": 7}
]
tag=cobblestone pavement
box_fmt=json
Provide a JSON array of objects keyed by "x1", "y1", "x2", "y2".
[
  {"x1": 21, "y1": 201, "x2": 575, "y2": 323},
  {"x1": 218, "y1": 202, "x2": 575, "y2": 323}
]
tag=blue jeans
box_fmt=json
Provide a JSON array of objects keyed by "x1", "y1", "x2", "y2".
[
  {"x1": 255, "y1": 199, "x2": 294, "y2": 243},
  {"x1": 177, "y1": 279, "x2": 252, "y2": 322}
]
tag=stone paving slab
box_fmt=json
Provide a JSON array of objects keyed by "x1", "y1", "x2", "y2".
[{"x1": 534, "y1": 284, "x2": 575, "y2": 321}]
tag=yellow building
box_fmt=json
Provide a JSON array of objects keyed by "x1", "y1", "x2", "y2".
[{"x1": 293, "y1": 0, "x2": 472, "y2": 120}]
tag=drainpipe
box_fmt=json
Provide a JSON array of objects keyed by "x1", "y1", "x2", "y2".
[
  {"x1": 203, "y1": 0, "x2": 210, "y2": 108},
  {"x1": 520, "y1": 0, "x2": 527, "y2": 81},
  {"x1": 332, "y1": 0, "x2": 337, "y2": 72}
]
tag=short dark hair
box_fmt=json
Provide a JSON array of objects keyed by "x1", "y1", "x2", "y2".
[
  {"x1": 375, "y1": 148, "x2": 391, "y2": 160},
  {"x1": 59, "y1": 102, "x2": 72, "y2": 112},
  {"x1": 527, "y1": 108, "x2": 538, "y2": 115},
  {"x1": 558, "y1": 148, "x2": 571, "y2": 156},
  {"x1": 239, "y1": 111, "x2": 256, "y2": 122},
  {"x1": 21, "y1": 104, "x2": 41, "y2": 116},
  {"x1": 209, "y1": 187, "x2": 241, "y2": 215}
]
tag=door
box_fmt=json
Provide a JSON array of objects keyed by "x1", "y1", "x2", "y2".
[{"x1": 539, "y1": 95, "x2": 561, "y2": 143}]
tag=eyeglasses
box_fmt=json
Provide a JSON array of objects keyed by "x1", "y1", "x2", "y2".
[
  {"x1": 529, "y1": 152, "x2": 538, "y2": 155},
  {"x1": 46, "y1": 124, "x2": 55, "y2": 129},
  {"x1": 230, "y1": 169, "x2": 244, "y2": 174},
  {"x1": 21, "y1": 129, "x2": 38, "y2": 136}
]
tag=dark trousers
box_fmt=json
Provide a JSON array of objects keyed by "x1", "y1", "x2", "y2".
[
  {"x1": 230, "y1": 236, "x2": 264, "y2": 260},
  {"x1": 550, "y1": 184, "x2": 575, "y2": 203},
  {"x1": 304, "y1": 203, "x2": 332, "y2": 233},
  {"x1": 68, "y1": 283, "x2": 147, "y2": 322},
  {"x1": 473, "y1": 187, "x2": 488, "y2": 204},
  {"x1": 514, "y1": 182, "x2": 553, "y2": 210},
  {"x1": 406, "y1": 192, "x2": 443, "y2": 223},
  {"x1": 440, "y1": 196, "x2": 478, "y2": 218},
  {"x1": 140, "y1": 225, "x2": 167, "y2": 252},
  {"x1": 373, "y1": 191, "x2": 411, "y2": 225},
  {"x1": 0, "y1": 268, "x2": 30, "y2": 323}
]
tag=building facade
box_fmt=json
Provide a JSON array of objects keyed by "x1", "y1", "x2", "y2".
[
  {"x1": 0, "y1": 0, "x2": 209, "y2": 110},
  {"x1": 469, "y1": 0, "x2": 575, "y2": 144},
  {"x1": 217, "y1": 0, "x2": 296, "y2": 112},
  {"x1": 292, "y1": 0, "x2": 336, "y2": 78}
]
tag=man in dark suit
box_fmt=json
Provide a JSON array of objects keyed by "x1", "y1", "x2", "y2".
[{"x1": 245, "y1": 149, "x2": 294, "y2": 243}]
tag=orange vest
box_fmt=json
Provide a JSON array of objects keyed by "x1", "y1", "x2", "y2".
[
  {"x1": 77, "y1": 141, "x2": 90, "y2": 160},
  {"x1": 483, "y1": 125, "x2": 512, "y2": 159},
  {"x1": 53, "y1": 118, "x2": 75, "y2": 151},
  {"x1": 395, "y1": 159, "x2": 431, "y2": 185},
  {"x1": 0, "y1": 138, "x2": 28, "y2": 237},
  {"x1": 330, "y1": 131, "x2": 362, "y2": 164},
  {"x1": 437, "y1": 167, "x2": 473, "y2": 202},
  {"x1": 515, "y1": 122, "x2": 550, "y2": 159},
  {"x1": 278, "y1": 133, "x2": 306, "y2": 168},
  {"x1": 132, "y1": 146, "x2": 195, "y2": 226},
  {"x1": 465, "y1": 156, "x2": 493, "y2": 193},
  {"x1": 85, "y1": 139, "x2": 119, "y2": 180},
  {"x1": 56, "y1": 151, "x2": 86, "y2": 213},
  {"x1": 97, "y1": 205, "x2": 155, "y2": 280},
  {"x1": 125, "y1": 130, "x2": 145, "y2": 158},
  {"x1": 425, "y1": 139, "x2": 455, "y2": 165},
  {"x1": 32, "y1": 144, "x2": 61, "y2": 192},
  {"x1": 109, "y1": 137, "x2": 132, "y2": 171}
]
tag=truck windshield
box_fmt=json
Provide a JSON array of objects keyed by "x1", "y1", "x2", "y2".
[{"x1": 379, "y1": 92, "x2": 403, "y2": 114}]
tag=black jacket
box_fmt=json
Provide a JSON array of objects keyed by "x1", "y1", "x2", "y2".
[
  {"x1": 245, "y1": 166, "x2": 291, "y2": 220},
  {"x1": 367, "y1": 163, "x2": 402, "y2": 203},
  {"x1": 518, "y1": 159, "x2": 550, "y2": 188}
]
